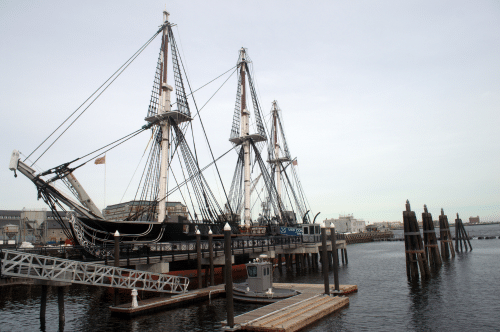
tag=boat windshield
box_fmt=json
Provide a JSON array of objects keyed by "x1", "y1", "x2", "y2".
[{"x1": 247, "y1": 266, "x2": 257, "y2": 278}]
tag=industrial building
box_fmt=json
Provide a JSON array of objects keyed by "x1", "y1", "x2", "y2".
[
  {"x1": 0, "y1": 209, "x2": 70, "y2": 244},
  {"x1": 324, "y1": 214, "x2": 366, "y2": 233}
]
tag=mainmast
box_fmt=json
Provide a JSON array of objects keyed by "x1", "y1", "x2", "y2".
[
  {"x1": 228, "y1": 48, "x2": 268, "y2": 227},
  {"x1": 158, "y1": 10, "x2": 173, "y2": 223}
]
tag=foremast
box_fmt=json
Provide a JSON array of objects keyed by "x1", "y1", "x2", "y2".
[
  {"x1": 142, "y1": 11, "x2": 193, "y2": 223},
  {"x1": 158, "y1": 10, "x2": 173, "y2": 223}
]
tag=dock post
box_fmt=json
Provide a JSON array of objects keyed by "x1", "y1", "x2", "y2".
[
  {"x1": 58, "y1": 286, "x2": 65, "y2": 325},
  {"x1": 40, "y1": 284, "x2": 47, "y2": 323},
  {"x1": 455, "y1": 214, "x2": 472, "y2": 252},
  {"x1": 196, "y1": 229, "x2": 202, "y2": 289},
  {"x1": 439, "y1": 209, "x2": 455, "y2": 259},
  {"x1": 114, "y1": 230, "x2": 120, "y2": 307},
  {"x1": 344, "y1": 249, "x2": 348, "y2": 265},
  {"x1": 403, "y1": 200, "x2": 429, "y2": 280},
  {"x1": 422, "y1": 205, "x2": 442, "y2": 268},
  {"x1": 321, "y1": 222, "x2": 330, "y2": 295},
  {"x1": 208, "y1": 228, "x2": 215, "y2": 286},
  {"x1": 224, "y1": 223, "x2": 234, "y2": 328},
  {"x1": 330, "y1": 224, "x2": 340, "y2": 292},
  {"x1": 277, "y1": 254, "x2": 282, "y2": 273}
]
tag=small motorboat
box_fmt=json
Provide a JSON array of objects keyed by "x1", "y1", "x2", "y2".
[{"x1": 233, "y1": 255, "x2": 299, "y2": 303}]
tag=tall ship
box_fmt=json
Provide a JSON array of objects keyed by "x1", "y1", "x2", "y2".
[{"x1": 8, "y1": 11, "x2": 314, "y2": 259}]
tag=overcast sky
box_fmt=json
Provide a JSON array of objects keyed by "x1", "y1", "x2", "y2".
[{"x1": 1, "y1": 1, "x2": 499, "y2": 223}]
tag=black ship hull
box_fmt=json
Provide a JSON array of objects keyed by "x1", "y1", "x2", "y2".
[{"x1": 69, "y1": 215, "x2": 237, "y2": 258}]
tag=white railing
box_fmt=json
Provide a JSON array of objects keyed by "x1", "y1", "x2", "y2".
[{"x1": 1, "y1": 249, "x2": 189, "y2": 294}]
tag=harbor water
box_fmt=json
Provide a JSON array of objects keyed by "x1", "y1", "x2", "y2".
[{"x1": 1, "y1": 224, "x2": 499, "y2": 331}]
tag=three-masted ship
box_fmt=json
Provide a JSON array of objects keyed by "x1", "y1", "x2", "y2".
[{"x1": 9, "y1": 11, "x2": 313, "y2": 258}]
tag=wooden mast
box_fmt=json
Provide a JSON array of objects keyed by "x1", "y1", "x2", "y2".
[
  {"x1": 239, "y1": 48, "x2": 252, "y2": 228},
  {"x1": 158, "y1": 10, "x2": 173, "y2": 223}
]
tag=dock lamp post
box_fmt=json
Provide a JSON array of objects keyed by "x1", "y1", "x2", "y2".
[
  {"x1": 330, "y1": 223, "x2": 340, "y2": 293},
  {"x1": 321, "y1": 222, "x2": 330, "y2": 295},
  {"x1": 196, "y1": 228, "x2": 202, "y2": 289},
  {"x1": 224, "y1": 222, "x2": 234, "y2": 328},
  {"x1": 208, "y1": 228, "x2": 215, "y2": 287},
  {"x1": 114, "y1": 230, "x2": 120, "y2": 307}
]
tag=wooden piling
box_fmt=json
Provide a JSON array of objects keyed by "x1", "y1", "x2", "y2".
[
  {"x1": 321, "y1": 224, "x2": 330, "y2": 295},
  {"x1": 438, "y1": 209, "x2": 455, "y2": 259},
  {"x1": 422, "y1": 205, "x2": 442, "y2": 268},
  {"x1": 40, "y1": 284, "x2": 47, "y2": 321},
  {"x1": 208, "y1": 229, "x2": 215, "y2": 286},
  {"x1": 330, "y1": 225, "x2": 340, "y2": 291},
  {"x1": 455, "y1": 213, "x2": 472, "y2": 252},
  {"x1": 57, "y1": 286, "x2": 65, "y2": 325},
  {"x1": 403, "y1": 200, "x2": 429, "y2": 280}
]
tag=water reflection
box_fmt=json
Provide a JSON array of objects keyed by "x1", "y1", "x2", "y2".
[{"x1": 1, "y1": 236, "x2": 499, "y2": 331}]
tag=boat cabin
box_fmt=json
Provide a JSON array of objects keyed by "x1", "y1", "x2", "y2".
[
  {"x1": 246, "y1": 260, "x2": 272, "y2": 293},
  {"x1": 301, "y1": 224, "x2": 321, "y2": 243}
]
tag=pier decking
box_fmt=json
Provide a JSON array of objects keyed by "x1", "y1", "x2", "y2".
[
  {"x1": 222, "y1": 283, "x2": 356, "y2": 331},
  {"x1": 110, "y1": 284, "x2": 226, "y2": 316},
  {"x1": 110, "y1": 283, "x2": 357, "y2": 327}
]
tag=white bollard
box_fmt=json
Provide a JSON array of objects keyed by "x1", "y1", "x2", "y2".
[{"x1": 131, "y1": 289, "x2": 138, "y2": 308}]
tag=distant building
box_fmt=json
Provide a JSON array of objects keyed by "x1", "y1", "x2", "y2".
[
  {"x1": 324, "y1": 214, "x2": 366, "y2": 233},
  {"x1": 41, "y1": 220, "x2": 71, "y2": 243},
  {"x1": 469, "y1": 216, "x2": 480, "y2": 224},
  {"x1": 103, "y1": 200, "x2": 189, "y2": 221},
  {"x1": 0, "y1": 209, "x2": 69, "y2": 244}
]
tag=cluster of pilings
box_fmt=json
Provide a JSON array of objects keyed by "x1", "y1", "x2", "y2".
[
  {"x1": 403, "y1": 200, "x2": 430, "y2": 280},
  {"x1": 403, "y1": 200, "x2": 472, "y2": 281},
  {"x1": 274, "y1": 248, "x2": 347, "y2": 275}
]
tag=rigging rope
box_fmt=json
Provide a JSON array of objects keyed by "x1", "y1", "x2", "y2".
[
  {"x1": 177, "y1": 44, "x2": 235, "y2": 217},
  {"x1": 170, "y1": 66, "x2": 237, "y2": 109},
  {"x1": 120, "y1": 131, "x2": 155, "y2": 203},
  {"x1": 27, "y1": 30, "x2": 162, "y2": 166}
]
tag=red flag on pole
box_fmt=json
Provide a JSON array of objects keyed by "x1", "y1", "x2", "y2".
[{"x1": 95, "y1": 156, "x2": 106, "y2": 165}]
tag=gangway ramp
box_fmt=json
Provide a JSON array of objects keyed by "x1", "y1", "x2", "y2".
[{"x1": 0, "y1": 249, "x2": 189, "y2": 293}]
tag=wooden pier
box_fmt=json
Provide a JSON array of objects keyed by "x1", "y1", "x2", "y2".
[
  {"x1": 109, "y1": 282, "x2": 357, "y2": 328},
  {"x1": 222, "y1": 283, "x2": 357, "y2": 331},
  {"x1": 109, "y1": 284, "x2": 226, "y2": 317}
]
